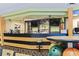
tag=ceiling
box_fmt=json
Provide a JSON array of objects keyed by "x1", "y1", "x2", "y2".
[{"x1": 0, "y1": 3, "x2": 79, "y2": 16}]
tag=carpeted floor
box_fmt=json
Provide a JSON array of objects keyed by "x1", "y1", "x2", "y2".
[{"x1": 2, "y1": 46, "x2": 49, "y2": 56}]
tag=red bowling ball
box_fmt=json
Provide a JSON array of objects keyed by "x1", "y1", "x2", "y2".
[{"x1": 76, "y1": 43, "x2": 79, "y2": 49}]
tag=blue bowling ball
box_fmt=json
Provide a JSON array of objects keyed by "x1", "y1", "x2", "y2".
[{"x1": 48, "y1": 45, "x2": 63, "y2": 56}]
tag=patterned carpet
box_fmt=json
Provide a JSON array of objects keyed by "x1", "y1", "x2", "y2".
[{"x1": 2, "y1": 46, "x2": 49, "y2": 56}]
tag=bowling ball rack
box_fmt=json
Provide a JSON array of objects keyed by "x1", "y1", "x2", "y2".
[
  {"x1": 47, "y1": 36, "x2": 79, "y2": 56},
  {"x1": 47, "y1": 36, "x2": 79, "y2": 48}
]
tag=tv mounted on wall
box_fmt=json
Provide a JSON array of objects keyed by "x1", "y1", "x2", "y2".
[
  {"x1": 31, "y1": 20, "x2": 39, "y2": 27},
  {"x1": 50, "y1": 18, "x2": 61, "y2": 26}
]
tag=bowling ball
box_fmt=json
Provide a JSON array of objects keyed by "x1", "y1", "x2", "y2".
[
  {"x1": 49, "y1": 43, "x2": 57, "y2": 49},
  {"x1": 60, "y1": 42, "x2": 67, "y2": 50},
  {"x1": 63, "y1": 48, "x2": 79, "y2": 56},
  {"x1": 49, "y1": 41, "x2": 62, "y2": 49},
  {"x1": 76, "y1": 43, "x2": 79, "y2": 49},
  {"x1": 48, "y1": 45, "x2": 63, "y2": 56}
]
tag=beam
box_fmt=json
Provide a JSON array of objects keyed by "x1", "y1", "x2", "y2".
[
  {"x1": 67, "y1": 8, "x2": 73, "y2": 36},
  {"x1": 0, "y1": 17, "x2": 5, "y2": 46},
  {"x1": 4, "y1": 36, "x2": 49, "y2": 42},
  {"x1": 4, "y1": 42, "x2": 49, "y2": 49}
]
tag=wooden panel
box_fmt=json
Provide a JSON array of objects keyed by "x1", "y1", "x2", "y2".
[
  {"x1": 0, "y1": 17, "x2": 5, "y2": 46},
  {"x1": 4, "y1": 36, "x2": 49, "y2": 42},
  {"x1": 3, "y1": 36, "x2": 50, "y2": 49},
  {"x1": 0, "y1": 17, "x2": 5, "y2": 33},
  {"x1": 4, "y1": 42, "x2": 49, "y2": 49}
]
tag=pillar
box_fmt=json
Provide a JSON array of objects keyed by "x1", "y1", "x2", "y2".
[
  {"x1": 0, "y1": 16, "x2": 5, "y2": 46},
  {"x1": 67, "y1": 8, "x2": 73, "y2": 36}
]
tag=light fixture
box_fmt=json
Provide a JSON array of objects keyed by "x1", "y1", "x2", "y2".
[{"x1": 69, "y1": 3, "x2": 75, "y2": 5}]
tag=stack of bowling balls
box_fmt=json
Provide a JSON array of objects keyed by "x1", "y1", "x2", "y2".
[
  {"x1": 63, "y1": 42, "x2": 79, "y2": 56},
  {"x1": 48, "y1": 42, "x2": 79, "y2": 56},
  {"x1": 74, "y1": 43, "x2": 79, "y2": 49}
]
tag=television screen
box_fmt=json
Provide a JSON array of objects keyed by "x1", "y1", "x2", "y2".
[
  {"x1": 31, "y1": 21, "x2": 38, "y2": 27},
  {"x1": 50, "y1": 18, "x2": 61, "y2": 26}
]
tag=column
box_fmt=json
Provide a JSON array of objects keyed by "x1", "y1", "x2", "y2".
[
  {"x1": 67, "y1": 8, "x2": 73, "y2": 36},
  {"x1": 67, "y1": 8, "x2": 73, "y2": 48},
  {"x1": 0, "y1": 17, "x2": 5, "y2": 46}
]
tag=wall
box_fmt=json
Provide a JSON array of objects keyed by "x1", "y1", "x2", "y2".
[
  {"x1": 5, "y1": 20, "x2": 24, "y2": 33},
  {"x1": 73, "y1": 17, "x2": 79, "y2": 28}
]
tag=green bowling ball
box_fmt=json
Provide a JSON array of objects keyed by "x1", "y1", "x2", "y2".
[
  {"x1": 49, "y1": 42, "x2": 61, "y2": 49},
  {"x1": 48, "y1": 45, "x2": 63, "y2": 56},
  {"x1": 49, "y1": 43, "x2": 57, "y2": 49}
]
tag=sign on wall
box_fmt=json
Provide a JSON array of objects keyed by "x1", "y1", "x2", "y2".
[
  {"x1": 5, "y1": 20, "x2": 24, "y2": 33},
  {"x1": 39, "y1": 19, "x2": 49, "y2": 33},
  {"x1": 2, "y1": 49, "x2": 14, "y2": 56}
]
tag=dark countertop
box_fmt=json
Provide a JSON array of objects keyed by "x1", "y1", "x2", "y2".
[
  {"x1": 4, "y1": 33, "x2": 67, "y2": 37},
  {"x1": 4, "y1": 33, "x2": 32, "y2": 37},
  {"x1": 4, "y1": 33, "x2": 48, "y2": 37}
]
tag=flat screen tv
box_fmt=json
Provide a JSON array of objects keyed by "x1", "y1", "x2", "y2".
[
  {"x1": 50, "y1": 18, "x2": 61, "y2": 26},
  {"x1": 31, "y1": 20, "x2": 38, "y2": 27}
]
